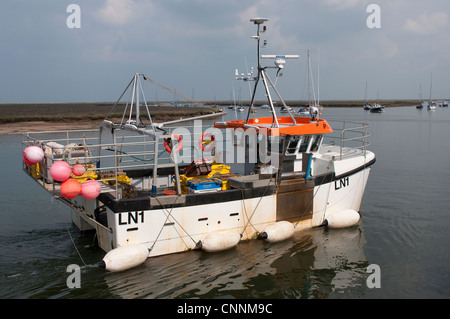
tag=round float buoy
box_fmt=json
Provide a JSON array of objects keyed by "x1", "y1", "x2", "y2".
[
  {"x1": 60, "y1": 178, "x2": 81, "y2": 199},
  {"x1": 323, "y1": 209, "x2": 360, "y2": 228},
  {"x1": 197, "y1": 230, "x2": 241, "y2": 253},
  {"x1": 72, "y1": 164, "x2": 86, "y2": 176},
  {"x1": 50, "y1": 161, "x2": 72, "y2": 182},
  {"x1": 260, "y1": 221, "x2": 295, "y2": 243},
  {"x1": 98, "y1": 244, "x2": 149, "y2": 272},
  {"x1": 24, "y1": 146, "x2": 44, "y2": 164},
  {"x1": 81, "y1": 180, "x2": 101, "y2": 199}
]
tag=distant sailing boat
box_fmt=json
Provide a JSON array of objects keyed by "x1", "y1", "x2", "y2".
[
  {"x1": 427, "y1": 72, "x2": 436, "y2": 110},
  {"x1": 416, "y1": 83, "x2": 424, "y2": 109},
  {"x1": 363, "y1": 80, "x2": 370, "y2": 110},
  {"x1": 299, "y1": 50, "x2": 320, "y2": 118},
  {"x1": 370, "y1": 92, "x2": 385, "y2": 113}
]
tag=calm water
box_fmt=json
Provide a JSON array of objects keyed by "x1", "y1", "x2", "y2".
[{"x1": 1, "y1": 105, "x2": 450, "y2": 299}]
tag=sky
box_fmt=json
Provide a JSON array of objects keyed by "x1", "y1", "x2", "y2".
[{"x1": 1, "y1": 0, "x2": 450, "y2": 103}]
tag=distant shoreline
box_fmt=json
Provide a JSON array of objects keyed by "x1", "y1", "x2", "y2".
[{"x1": 0, "y1": 99, "x2": 421, "y2": 134}]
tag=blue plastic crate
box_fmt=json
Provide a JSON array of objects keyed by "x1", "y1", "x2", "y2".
[{"x1": 188, "y1": 179, "x2": 220, "y2": 190}]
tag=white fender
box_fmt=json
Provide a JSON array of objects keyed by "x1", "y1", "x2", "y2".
[
  {"x1": 99, "y1": 244, "x2": 149, "y2": 272},
  {"x1": 261, "y1": 221, "x2": 295, "y2": 243},
  {"x1": 198, "y1": 230, "x2": 241, "y2": 253},
  {"x1": 324, "y1": 209, "x2": 360, "y2": 228}
]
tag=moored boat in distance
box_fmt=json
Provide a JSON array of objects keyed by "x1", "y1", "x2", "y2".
[
  {"x1": 427, "y1": 101, "x2": 436, "y2": 110},
  {"x1": 369, "y1": 103, "x2": 384, "y2": 113},
  {"x1": 297, "y1": 106, "x2": 310, "y2": 116},
  {"x1": 21, "y1": 17, "x2": 376, "y2": 272},
  {"x1": 280, "y1": 106, "x2": 294, "y2": 113}
]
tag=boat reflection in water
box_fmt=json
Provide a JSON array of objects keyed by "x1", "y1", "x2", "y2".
[{"x1": 103, "y1": 223, "x2": 369, "y2": 299}]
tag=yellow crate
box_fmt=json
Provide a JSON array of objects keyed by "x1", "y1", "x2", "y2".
[
  {"x1": 209, "y1": 164, "x2": 231, "y2": 176},
  {"x1": 180, "y1": 164, "x2": 230, "y2": 183}
]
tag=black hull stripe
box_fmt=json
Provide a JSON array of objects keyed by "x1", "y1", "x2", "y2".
[
  {"x1": 313, "y1": 157, "x2": 376, "y2": 187},
  {"x1": 99, "y1": 157, "x2": 376, "y2": 213}
]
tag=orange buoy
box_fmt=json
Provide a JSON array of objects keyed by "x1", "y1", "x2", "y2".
[
  {"x1": 81, "y1": 180, "x2": 101, "y2": 199},
  {"x1": 60, "y1": 178, "x2": 81, "y2": 199}
]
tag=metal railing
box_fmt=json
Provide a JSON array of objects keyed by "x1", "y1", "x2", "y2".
[
  {"x1": 20, "y1": 122, "x2": 219, "y2": 199},
  {"x1": 323, "y1": 120, "x2": 371, "y2": 160}
]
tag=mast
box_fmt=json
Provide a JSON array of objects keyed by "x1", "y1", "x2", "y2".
[
  {"x1": 317, "y1": 48, "x2": 320, "y2": 108},
  {"x1": 429, "y1": 72, "x2": 433, "y2": 101},
  {"x1": 244, "y1": 18, "x2": 299, "y2": 126},
  {"x1": 246, "y1": 18, "x2": 267, "y2": 123},
  {"x1": 307, "y1": 50, "x2": 311, "y2": 107}
]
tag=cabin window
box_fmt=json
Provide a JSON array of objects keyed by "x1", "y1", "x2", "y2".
[
  {"x1": 266, "y1": 135, "x2": 283, "y2": 155},
  {"x1": 285, "y1": 136, "x2": 300, "y2": 154},
  {"x1": 298, "y1": 135, "x2": 311, "y2": 153},
  {"x1": 310, "y1": 135, "x2": 323, "y2": 152}
]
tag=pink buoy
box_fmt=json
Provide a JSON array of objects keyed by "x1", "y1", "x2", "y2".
[
  {"x1": 50, "y1": 161, "x2": 72, "y2": 182},
  {"x1": 72, "y1": 164, "x2": 86, "y2": 176},
  {"x1": 24, "y1": 146, "x2": 44, "y2": 164},
  {"x1": 81, "y1": 180, "x2": 101, "y2": 199},
  {"x1": 60, "y1": 178, "x2": 81, "y2": 199}
]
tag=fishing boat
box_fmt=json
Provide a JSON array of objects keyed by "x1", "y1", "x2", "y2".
[
  {"x1": 236, "y1": 106, "x2": 245, "y2": 112},
  {"x1": 21, "y1": 17, "x2": 375, "y2": 272}
]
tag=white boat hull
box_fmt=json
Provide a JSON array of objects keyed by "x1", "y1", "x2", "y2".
[{"x1": 70, "y1": 163, "x2": 372, "y2": 258}]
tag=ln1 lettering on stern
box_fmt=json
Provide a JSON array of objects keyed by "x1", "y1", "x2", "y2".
[{"x1": 119, "y1": 211, "x2": 144, "y2": 225}]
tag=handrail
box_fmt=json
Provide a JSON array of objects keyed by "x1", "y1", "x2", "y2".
[
  {"x1": 20, "y1": 123, "x2": 212, "y2": 199},
  {"x1": 325, "y1": 120, "x2": 371, "y2": 160}
]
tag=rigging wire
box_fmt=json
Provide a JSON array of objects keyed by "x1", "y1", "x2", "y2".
[
  {"x1": 53, "y1": 196, "x2": 98, "y2": 269},
  {"x1": 239, "y1": 175, "x2": 274, "y2": 236},
  {"x1": 150, "y1": 195, "x2": 198, "y2": 252}
]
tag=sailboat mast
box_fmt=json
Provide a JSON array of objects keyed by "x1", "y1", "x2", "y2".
[
  {"x1": 429, "y1": 72, "x2": 433, "y2": 101},
  {"x1": 307, "y1": 50, "x2": 311, "y2": 107},
  {"x1": 317, "y1": 48, "x2": 320, "y2": 107}
]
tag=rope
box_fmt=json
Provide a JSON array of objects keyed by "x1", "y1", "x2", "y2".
[
  {"x1": 142, "y1": 75, "x2": 206, "y2": 107},
  {"x1": 239, "y1": 175, "x2": 274, "y2": 236},
  {"x1": 53, "y1": 196, "x2": 98, "y2": 269}
]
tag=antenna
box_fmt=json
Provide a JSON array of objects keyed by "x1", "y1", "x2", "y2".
[
  {"x1": 261, "y1": 55, "x2": 300, "y2": 69},
  {"x1": 250, "y1": 17, "x2": 268, "y2": 25}
]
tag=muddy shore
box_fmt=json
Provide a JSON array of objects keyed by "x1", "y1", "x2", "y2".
[{"x1": 0, "y1": 100, "x2": 419, "y2": 134}]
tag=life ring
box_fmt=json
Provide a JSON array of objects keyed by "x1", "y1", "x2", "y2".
[
  {"x1": 164, "y1": 134, "x2": 183, "y2": 153},
  {"x1": 199, "y1": 132, "x2": 215, "y2": 152}
]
